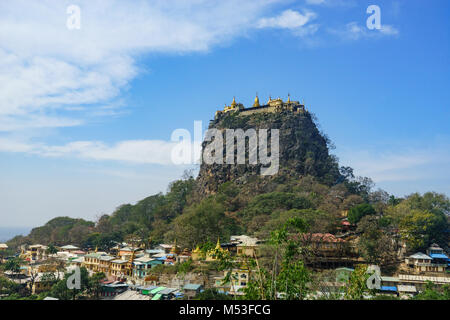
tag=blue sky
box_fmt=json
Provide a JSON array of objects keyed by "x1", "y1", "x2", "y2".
[{"x1": 0, "y1": 0, "x2": 449, "y2": 227}]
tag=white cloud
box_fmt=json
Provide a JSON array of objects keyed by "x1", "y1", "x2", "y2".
[
  {"x1": 0, "y1": 136, "x2": 205, "y2": 166},
  {"x1": 336, "y1": 144, "x2": 450, "y2": 184},
  {"x1": 257, "y1": 9, "x2": 317, "y2": 30},
  {"x1": 0, "y1": 0, "x2": 280, "y2": 133},
  {"x1": 379, "y1": 24, "x2": 400, "y2": 36},
  {"x1": 305, "y1": 0, "x2": 356, "y2": 7},
  {"x1": 329, "y1": 21, "x2": 399, "y2": 40},
  {"x1": 0, "y1": 138, "x2": 176, "y2": 165}
]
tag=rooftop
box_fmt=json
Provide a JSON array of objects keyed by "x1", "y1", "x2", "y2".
[
  {"x1": 183, "y1": 283, "x2": 202, "y2": 291},
  {"x1": 60, "y1": 245, "x2": 79, "y2": 250},
  {"x1": 408, "y1": 252, "x2": 432, "y2": 260}
]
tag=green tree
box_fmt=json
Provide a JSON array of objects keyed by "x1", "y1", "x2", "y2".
[
  {"x1": 348, "y1": 203, "x2": 376, "y2": 224},
  {"x1": 242, "y1": 217, "x2": 311, "y2": 300},
  {"x1": 356, "y1": 216, "x2": 396, "y2": 265},
  {"x1": 399, "y1": 209, "x2": 447, "y2": 251},
  {"x1": 343, "y1": 265, "x2": 371, "y2": 300},
  {"x1": 171, "y1": 197, "x2": 238, "y2": 248},
  {"x1": 414, "y1": 281, "x2": 450, "y2": 300},
  {"x1": 2, "y1": 257, "x2": 23, "y2": 274},
  {"x1": 46, "y1": 244, "x2": 58, "y2": 255}
]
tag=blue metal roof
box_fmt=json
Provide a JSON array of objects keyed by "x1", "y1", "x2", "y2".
[
  {"x1": 380, "y1": 286, "x2": 397, "y2": 292},
  {"x1": 430, "y1": 253, "x2": 449, "y2": 259}
]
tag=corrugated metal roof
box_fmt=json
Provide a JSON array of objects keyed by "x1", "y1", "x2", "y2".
[
  {"x1": 151, "y1": 293, "x2": 162, "y2": 300},
  {"x1": 183, "y1": 283, "x2": 202, "y2": 290},
  {"x1": 429, "y1": 253, "x2": 449, "y2": 259},
  {"x1": 159, "y1": 288, "x2": 177, "y2": 295},
  {"x1": 381, "y1": 276, "x2": 399, "y2": 282},
  {"x1": 380, "y1": 286, "x2": 397, "y2": 292},
  {"x1": 408, "y1": 252, "x2": 432, "y2": 259},
  {"x1": 150, "y1": 287, "x2": 165, "y2": 295}
]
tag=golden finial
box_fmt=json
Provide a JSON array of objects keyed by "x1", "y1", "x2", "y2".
[
  {"x1": 253, "y1": 93, "x2": 260, "y2": 108},
  {"x1": 215, "y1": 237, "x2": 221, "y2": 250}
]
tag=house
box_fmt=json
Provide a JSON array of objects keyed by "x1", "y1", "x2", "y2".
[
  {"x1": 183, "y1": 283, "x2": 203, "y2": 299},
  {"x1": 215, "y1": 264, "x2": 252, "y2": 296},
  {"x1": 176, "y1": 248, "x2": 191, "y2": 264},
  {"x1": 426, "y1": 244, "x2": 449, "y2": 269},
  {"x1": 231, "y1": 235, "x2": 260, "y2": 257},
  {"x1": 132, "y1": 256, "x2": 163, "y2": 278},
  {"x1": 301, "y1": 233, "x2": 346, "y2": 254},
  {"x1": 405, "y1": 252, "x2": 434, "y2": 273},
  {"x1": 156, "y1": 244, "x2": 174, "y2": 254},
  {"x1": 20, "y1": 244, "x2": 48, "y2": 262},
  {"x1": 101, "y1": 281, "x2": 129, "y2": 298},
  {"x1": 83, "y1": 252, "x2": 114, "y2": 273},
  {"x1": 110, "y1": 259, "x2": 129, "y2": 279}
]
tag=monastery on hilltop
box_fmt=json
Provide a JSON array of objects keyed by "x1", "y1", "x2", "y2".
[{"x1": 215, "y1": 94, "x2": 308, "y2": 120}]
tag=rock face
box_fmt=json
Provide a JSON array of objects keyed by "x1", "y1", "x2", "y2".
[{"x1": 194, "y1": 110, "x2": 341, "y2": 197}]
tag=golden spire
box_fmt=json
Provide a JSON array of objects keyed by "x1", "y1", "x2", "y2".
[
  {"x1": 253, "y1": 93, "x2": 260, "y2": 108},
  {"x1": 215, "y1": 237, "x2": 221, "y2": 250},
  {"x1": 287, "y1": 93, "x2": 291, "y2": 103},
  {"x1": 231, "y1": 96, "x2": 237, "y2": 107},
  {"x1": 268, "y1": 95, "x2": 272, "y2": 103},
  {"x1": 95, "y1": 246, "x2": 98, "y2": 253}
]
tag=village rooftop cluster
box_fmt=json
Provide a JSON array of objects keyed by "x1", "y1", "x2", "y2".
[{"x1": 1, "y1": 230, "x2": 449, "y2": 300}]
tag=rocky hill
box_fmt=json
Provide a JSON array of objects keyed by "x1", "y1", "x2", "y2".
[{"x1": 194, "y1": 110, "x2": 342, "y2": 198}]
